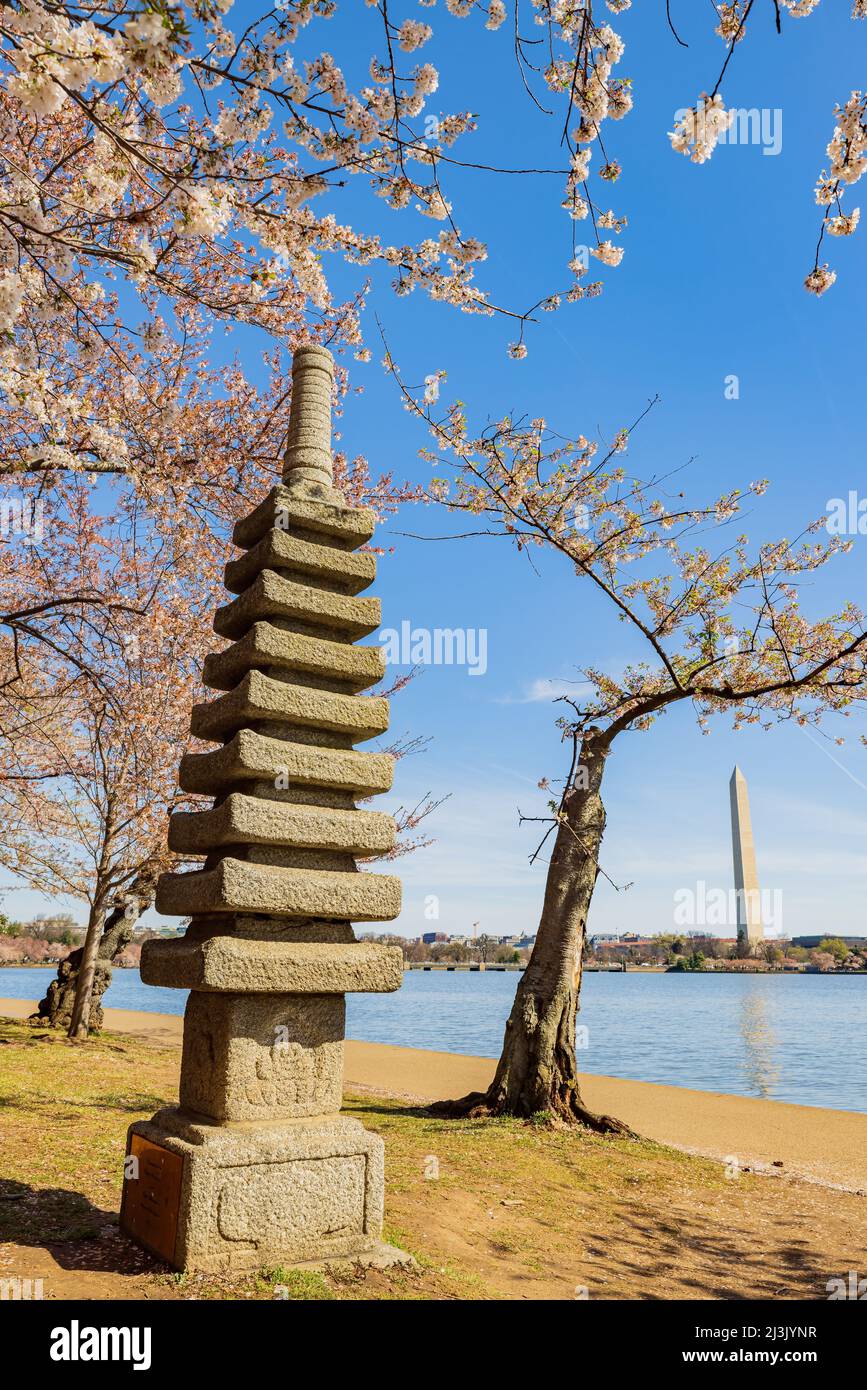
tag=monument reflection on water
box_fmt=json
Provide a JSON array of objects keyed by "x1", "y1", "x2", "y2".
[{"x1": 737, "y1": 985, "x2": 781, "y2": 1100}]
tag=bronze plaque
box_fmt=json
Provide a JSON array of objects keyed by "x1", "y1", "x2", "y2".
[{"x1": 121, "y1": 1134, "x2": 184, "y2": 1264}]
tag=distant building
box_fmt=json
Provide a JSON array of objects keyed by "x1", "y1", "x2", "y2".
[
  {"x1": 422, "y1": 932, "x2": 448, "y2": 945},
  {"x1": 792, "y1": 935, "x2": 867, "y2": 950},
  {"x1": 597, "y1": 937, "x2": 658, "y2": 952}
]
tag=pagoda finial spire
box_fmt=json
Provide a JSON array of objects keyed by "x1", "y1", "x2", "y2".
[{"x1": 282, "y1": 343, "x2": 335, "y2": 493}]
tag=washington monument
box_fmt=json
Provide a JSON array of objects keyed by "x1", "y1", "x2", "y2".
[{"x1": 729, "y1": 766, "x2": 764, "y2": 946}]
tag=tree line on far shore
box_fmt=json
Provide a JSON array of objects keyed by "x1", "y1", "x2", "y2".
[
  {"x1": 0, "y1": 912, "x2": 150, "y2": 968},
  {"x1": 587, "y1": 933, "x2": 867, "y2": 974},
  {"x1": 4, "y1": 915, "x2": 862, "y2": 977}
]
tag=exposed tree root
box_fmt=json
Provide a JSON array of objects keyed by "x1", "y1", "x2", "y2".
[
  {"x1": 427, "y1": 1091, "x2": 490, "y2": 1120},
  {"x1": 427, "y1": 1089, "x2": 638, "y2": 1138}
]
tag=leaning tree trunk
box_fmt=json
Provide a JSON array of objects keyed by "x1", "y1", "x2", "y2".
[
  {"x1": 431, "y1": 731, "x2": 632, "y2": 1134},
  {"x1": 66, "y1": 897, "x2": 109, "y2": 1040},
  {"x1": 31, "y1": 868, "x2": 157, "y2": 1036}
]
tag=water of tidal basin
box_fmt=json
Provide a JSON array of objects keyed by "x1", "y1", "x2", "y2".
[{"x1": 2, "y1": 966, "x2": 864, "y2": 1113}]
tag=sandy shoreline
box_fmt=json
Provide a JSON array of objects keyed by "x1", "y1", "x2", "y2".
[{"x1": 4, "y1": 995, "x2": 866, "y2": 1194}]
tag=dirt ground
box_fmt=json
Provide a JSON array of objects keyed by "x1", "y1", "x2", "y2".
[{"x1": 1, "y1": 1017, "x2": 864, "y2": 1301}]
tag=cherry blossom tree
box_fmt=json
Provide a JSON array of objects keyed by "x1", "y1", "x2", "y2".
[
  {"x1": 0, "y1": 0, "x2": 859, "y2": 453},
  {"x1": 0, "y1": 0, "x2": 627, "y2": 375},
  {"x1": 0, "y1": 660, "x2": 191, "y2": 1037},
  {"x1": 392, "y1": 368, "x2": 867, "y2": 1127},
  {"x1": 0, "y1": 500, "x2": 215, "y2": 1035},
  {"x1": 0, "y1": 0, "x2": 479, "y2": 698}
]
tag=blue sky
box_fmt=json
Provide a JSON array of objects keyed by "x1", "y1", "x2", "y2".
[{"x1": 4, "y1": 3, "x2": 866, "y2": 941}]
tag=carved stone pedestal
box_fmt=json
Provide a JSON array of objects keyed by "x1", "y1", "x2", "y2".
[{"x1": 124, "y1": 1107, "x2": 396, "y2": 1273}]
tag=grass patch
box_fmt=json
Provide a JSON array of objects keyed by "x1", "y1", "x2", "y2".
[{"x1": 260, "y1": 1267, "x2": 334, "y2": 1300}]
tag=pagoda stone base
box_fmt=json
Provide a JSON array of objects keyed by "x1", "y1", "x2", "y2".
[{"x1": 121, "y1": 1106, "x2": 399, "y2": 1274}]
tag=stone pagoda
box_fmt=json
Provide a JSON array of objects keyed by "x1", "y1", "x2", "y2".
[{"x1": 120, "y1": 345, "x2": 405, "y2": 1273}]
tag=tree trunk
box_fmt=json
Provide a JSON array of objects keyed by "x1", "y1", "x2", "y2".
[
  {"x1": 66, "y1": 897, "x2": 109, "y2": 1039},
  {"x1": 431, "y1": 731, "x2": 633, "y2": 1134},
  {"x1": 31, "y1": 868, "x2": 157, "y2": 1036}
]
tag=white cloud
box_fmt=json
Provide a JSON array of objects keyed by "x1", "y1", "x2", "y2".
[{"x1": 497, "y1": 676, "x2": 592, "y2": 705}]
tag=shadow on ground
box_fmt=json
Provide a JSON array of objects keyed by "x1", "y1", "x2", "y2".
[{"x1": 0, "y1": 1178, "x2": 167, "y2": 1277}]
